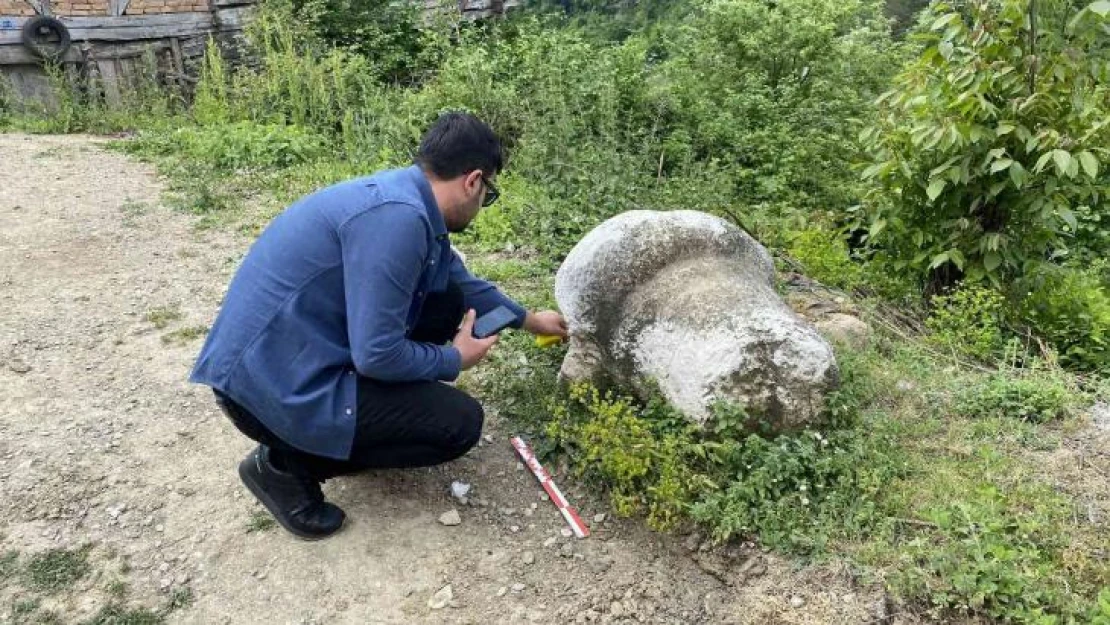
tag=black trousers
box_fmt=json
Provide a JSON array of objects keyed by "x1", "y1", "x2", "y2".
[{"x1": 216, "y1": 283, "x2": 481, "y2": 481}]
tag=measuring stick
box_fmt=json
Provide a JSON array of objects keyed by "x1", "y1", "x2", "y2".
[{"x1": 510, "y1": 436, "x2": 590, "y2": 539}]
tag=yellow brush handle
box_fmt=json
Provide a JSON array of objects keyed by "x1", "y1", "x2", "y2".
[{"x1": 535, "y1": 334, "x2": 564, "y2": 348}]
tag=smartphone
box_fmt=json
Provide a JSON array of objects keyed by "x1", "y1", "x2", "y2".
[{"x1": 473, "y1": 305, "x2": 518, "y2": 339}]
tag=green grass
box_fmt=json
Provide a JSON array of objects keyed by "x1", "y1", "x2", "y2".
[
  {"x1": 246, "y1": 511, "x2": 277, "y2": 534},
  {"x1": 80, "y1": 604, "x2": 164, "y2": 625},
  {"x1": 24, "y1": 545, "x2": 92, "y2": 593},
  {"x1": 167, "y1": 587, "x2": 194, "y2": 611},
  {"x1": 106, "y1": 579, "x2": 129, "y2": 599},
  {"x1": 161, "y1": 325, "x2": 209, "y2": 345},
  {"x1": 144, "y1": 306, "x2": 181, "y2": 330},
  {"x1": 0, "y1": 550, "x2": 19, "y2": 580}
]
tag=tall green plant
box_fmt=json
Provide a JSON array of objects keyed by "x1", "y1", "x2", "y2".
[{"x1": 858, "y1": 0, "x2": 1110, "y2": 291}]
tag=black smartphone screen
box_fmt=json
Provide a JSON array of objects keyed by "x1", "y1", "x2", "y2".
[{"x1": 473, "y1": 305, "x2": 518, "y2": 339}]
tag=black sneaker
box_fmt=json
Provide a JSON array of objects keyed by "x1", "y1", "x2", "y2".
[{"x1": 238, "y1": 446, "x2": 346, "y2": 540}]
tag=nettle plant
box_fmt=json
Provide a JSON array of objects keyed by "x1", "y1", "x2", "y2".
[{"x1": 857, "y1": 0, "x2": 1109, "y2": 291}]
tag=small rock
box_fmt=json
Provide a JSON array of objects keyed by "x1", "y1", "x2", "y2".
[
  {"x1": 683, "y1": 533, "x2": 701, "y2": 552},
  {"x1": 522, "y1": 551, "x2": 535, "y2": 565},
  {"x1": 155, "y1": 524, "x2": 165, "y2": 533},
  {"x1": 510, "y1": 525, "x2": 521, "y2": 533},
  {"x1": 438, "y1": 509, "x2": 462, "y2": 526},
  {"x1": 496, "y1": 586, "x2": 508, "y2": 597},
  {"x1": 8, "y1": 359, "x2": 31, "y2": 374},
  {"x1": 610, "y1": 601, "x2": 624, "y2": 617},
  {"x1": 560, "y1": 543, "x2": 575, "y2": 558},
  {"x1": 451, "y1": 481, "x2": 471, "y2": 501},
  {"x1": 483, "y1": 434, "x2": 494, "y2": 443},
  {"x1": 592, "y1": 513, "x2": 606, "y2": 523},
  {"x1": 543, "y1": 537, "x2": 559, "y2": 548},
  {"x1": 499, "y1": 507, "x2": 517, "y2": 517},
  {"x1": 429, "y1": 585, "x2": 453, "y2": 610},
  {"x1": 511, "y1": 583, "x2": 526, "y2": 593},
  {"x1": 524, "y1": 509, "x2": 534, "y2": 517},
  {"x1": 560, "y1": 528, "x2": 573, "y2": 538},
  {"x1": 789, "y1": 596, "x2": 805, "y2": 609}
]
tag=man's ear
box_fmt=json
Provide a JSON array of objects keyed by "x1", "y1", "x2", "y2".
[{"x1": 464, "y1": 170, "x2": 483, "y2": 195}]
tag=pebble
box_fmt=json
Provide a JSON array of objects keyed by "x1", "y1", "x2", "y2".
[
  {"x1": 560, "y1": 543, "x2": 575, "y2": 558},
  {"x1": 438, "y1": 509, "x2": 462, "y2": 526},
  {"x1": 155, "y1": 524, "x2": 165, "y2": 533},
  {"x1": 510, "y1": 525, "x2": 520, "y2": 533},
  {"x1": 522, "y1": 551, "x2": 535, "y2": 565},
  {"x1": 450, "y1": 481, "x2": 471, "y2": 501},
  {"x1": 8, "y1": 359, "x2": 31, "y2": 374},
  {"x1": 511, "y1": 583, "x2": 526, "y2": 593},
  {"x1": 593, "y1": 513, "x2": 607, "y2": 523},
  {"x1": 496, "y1": 586, "x2": 508, "y2": 597},
  {"x1": 428, "y1": 585, "x2": 453, "y2": 610},
  {"x1": 499, "y1": 507, "x2": 517, "y2": 516},
  {"x1": 560, "y1": 528, "x2": 573, "y2": 538},
  {"x1": 543, "y1": 537, "x2": 559, "y2": 548},
  {"x1": 610, "y1": 601, "x2": 624, "y2": 617},
  {"x1": 790, "y1": 596, "x2": 805, "y2": 608}
]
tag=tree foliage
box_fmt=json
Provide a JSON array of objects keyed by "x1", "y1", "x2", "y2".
[{"x1": 858, "y1": 0, "x2": 1110, "y2": 293}]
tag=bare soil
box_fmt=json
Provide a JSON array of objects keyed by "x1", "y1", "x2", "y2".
[{"x1": 0, "y1": 133, "x2": 895, "y2": 624}]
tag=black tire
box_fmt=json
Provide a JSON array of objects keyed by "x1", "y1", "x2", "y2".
[{"x1": 21, "y1": 16, "x2": 72, "y2": 61}]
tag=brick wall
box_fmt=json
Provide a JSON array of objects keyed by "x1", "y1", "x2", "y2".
[
  {"x1": 125, "y1": 0, "x2": 209, "y2": 15},
  {"x1": 51, "y1": 0, "x2": 111, "y2": 16},
  {"x1": 0, "y1": 0, "x2": 36, "y2": 16}
]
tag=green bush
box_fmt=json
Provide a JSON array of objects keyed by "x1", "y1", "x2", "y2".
[
  {"x1": 858, "y1": 0, "x2": 1110, "y2": 292},
  {"x1": 169, "y1": 123, "x2": 326, "y2": 170},
  {"x1": 784, "y1": 228, "x2": 864, "y2": 290},
  {"x1": 892, "y1": 484, "x2": 1081, "y2": 623},
  {"x1": 546, "y1": 383, "x2": 706, "y2": 530},
  {"x1": 955, "y1": 372, "x2": 1074, "y2": 423},
  {"x1": 926, "y1": 283, "x2": 1008, "y2": 362},
  {"x1": 1017, "y1": 266, "x2": 1110, "y2": 373},
  {"x1": 541, "y1": 345, "x2": 902, "y2": 553}
]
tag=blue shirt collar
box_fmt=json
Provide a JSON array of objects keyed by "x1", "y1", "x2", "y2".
[{"x1": 407, "y1": 165, "x2": 448, "y2": 239}]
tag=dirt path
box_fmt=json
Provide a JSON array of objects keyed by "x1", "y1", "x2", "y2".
[{"x1": 0, "y1": 134, "x2": 887, "y2": 624}]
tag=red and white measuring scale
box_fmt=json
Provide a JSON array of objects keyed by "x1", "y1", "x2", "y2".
[{"x1": 510, "y1": 436, "x2": 590, "y2": 539}]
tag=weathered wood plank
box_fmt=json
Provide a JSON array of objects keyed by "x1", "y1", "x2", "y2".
[
  {"x1": 0, "y1": 44, "x2": 80, "y2": 64},
  {"x1": 213, "y1": 5, "x2": 252, "y2": 28},
  {"x1": 0, "y1": 14, "x2": 217, "y2": 44}
]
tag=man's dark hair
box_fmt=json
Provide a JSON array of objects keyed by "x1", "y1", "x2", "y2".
[{"x1": 416, "y1": 112, "x2": 504, "y2": 179}]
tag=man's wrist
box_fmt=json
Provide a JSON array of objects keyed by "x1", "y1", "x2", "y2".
[{"x1": 522, "y1": 311, "x2": 538, "y2": 334}]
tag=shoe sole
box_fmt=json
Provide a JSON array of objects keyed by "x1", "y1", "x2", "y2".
[{"x1": 238, "y1": 458, "x2": 344, "y2": 541}]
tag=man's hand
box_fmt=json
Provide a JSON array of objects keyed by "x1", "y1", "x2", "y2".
[
  {"x1": 524, "y1": 310, "x2": 569, "y2": 338},
  {"x1": 454, "y1": 309, "x2": 499, "y2": 370}
]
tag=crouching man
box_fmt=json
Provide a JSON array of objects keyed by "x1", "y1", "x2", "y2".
[{"x1": 190, "y1": 112, "x2": 567, "y2": 539}]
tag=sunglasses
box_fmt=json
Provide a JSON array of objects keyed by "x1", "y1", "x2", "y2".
[{"x1": 480, "y1": 175, "x2": 500, "y2": 208}]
